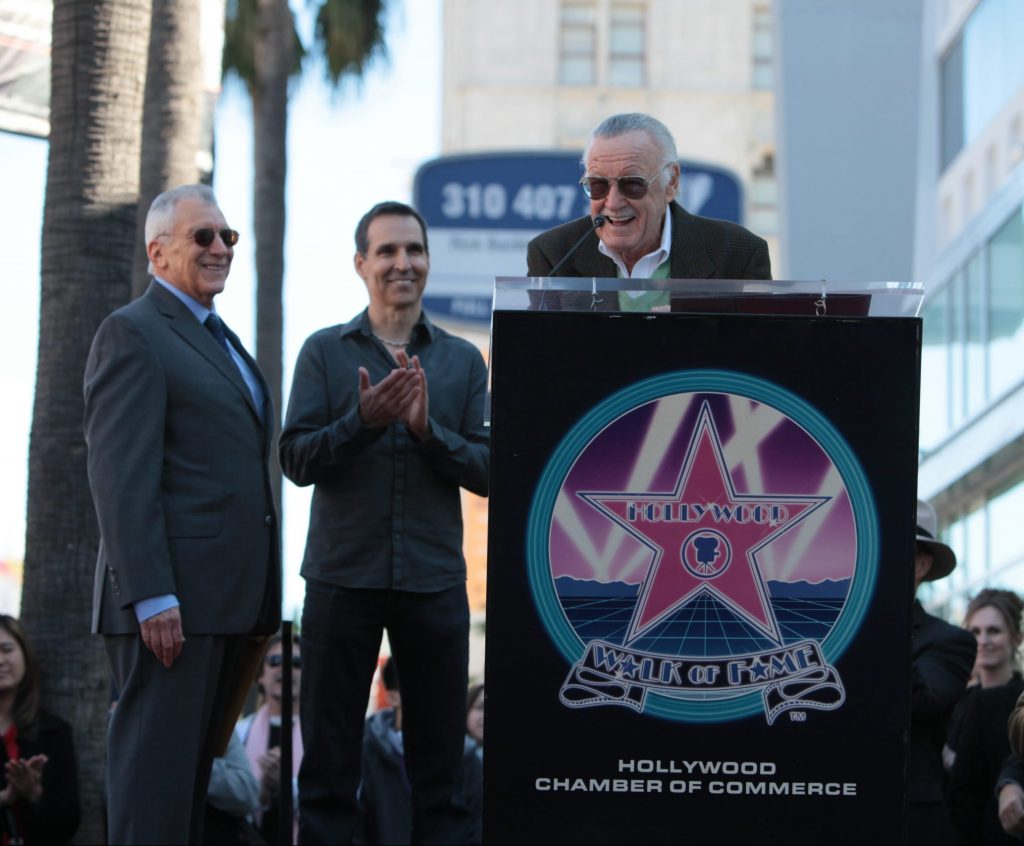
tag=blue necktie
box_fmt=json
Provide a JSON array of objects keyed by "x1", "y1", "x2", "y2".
[{"x1": 204, "y1": 313, "x2": 232, "y2": 356}]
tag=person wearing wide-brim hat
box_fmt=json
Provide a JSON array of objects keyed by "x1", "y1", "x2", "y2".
[
  {"x1": 908, "y1": 498, "x2": 978, "y2": 844},
  {"x1": 914, "y1": 498, "x2": 957, "y2": 585}
]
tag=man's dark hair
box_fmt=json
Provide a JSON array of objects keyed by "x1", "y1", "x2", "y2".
[
  {"x1": 382, "y1": 655, "x2": 400, "y2": 692},
  {"x1": 354, "y1": 201, "x2": 429, "y2": 257}
]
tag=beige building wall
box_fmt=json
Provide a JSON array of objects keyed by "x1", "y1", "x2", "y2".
[{"x1": 442, "y1": 0, "x2": 779, "y2": 267}]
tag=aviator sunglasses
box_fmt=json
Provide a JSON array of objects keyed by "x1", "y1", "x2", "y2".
[
  {"x1": 189, "y1": 227, "x2": 240, "y2": 248},
  {"x1": 579, "y1": 163, "x2": 670, "y2": 201},
  {"x1": 159, "y1": 227, "x2": 240, "y2": 247}
]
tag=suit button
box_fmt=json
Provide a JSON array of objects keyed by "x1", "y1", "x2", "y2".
[{"x1": 264, "y1": 515, "x2": 273, "y2": 526}]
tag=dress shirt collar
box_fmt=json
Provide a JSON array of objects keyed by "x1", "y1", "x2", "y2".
[
  {"x1": 153, "y1": 276, "x2": 214, "y2": 323},
  {"x1": 339, "y1": 307, "x2": 436, "y2": 343},
  {"x1": 597, "y1": 203, "x2": 673, "y2": 279}
]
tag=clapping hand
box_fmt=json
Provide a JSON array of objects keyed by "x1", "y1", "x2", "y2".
[{"x1": 0, "y1": 754, "x2": 47, "y2": 806}]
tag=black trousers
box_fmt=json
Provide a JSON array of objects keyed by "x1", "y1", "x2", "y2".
[
  {"x1": 297, "y1": 581, "x2": 471, "y2": 845},
  {"x1": 105, "y1": 634, "x2": 262, "y2": 845}
]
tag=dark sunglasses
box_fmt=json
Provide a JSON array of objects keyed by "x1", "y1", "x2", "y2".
[
  {"x1": 266, "y1": 653, "x2": 301, "y2": 668},
  {"x1": 579, "y1": 164, "x2": 669, "y2": 201},
  {"x1": 191, "y1": 227, "x2": 239, "y2": 248}
]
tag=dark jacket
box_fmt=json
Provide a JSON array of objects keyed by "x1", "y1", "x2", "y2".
[
  {"x1": 357, "y1": 710, "x2": 482, "y2": 845},
  {"x1": 948, "y1": 676, "x2": 1024, "y2": 844},
  {"x1": 908, "y1": 601, "x2": 977, "y2": 843},
  {"x1": 85, "y1": 281, "x2": 281, "y2": 636},
  {"x1": 0, "y1": 711, "x2": 80, "y2": 845},
  {"x1": 525, "y1": 200, "x2": 771, "y2": 309}
]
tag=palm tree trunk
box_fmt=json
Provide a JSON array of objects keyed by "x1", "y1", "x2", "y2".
[
  {"x1": 131, "y1": 0, "x2": 204, "y2": 298},
  {"x1": 21, "y1": 1, "x2": 150, "y2": 841},
  {"x1": 253, "y1": 0, "x2": 292, "y2": 512}
]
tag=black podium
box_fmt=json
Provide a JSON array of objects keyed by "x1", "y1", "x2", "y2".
[{"x1": 483, "y1": 278, "x2": 924, "y2": 844}]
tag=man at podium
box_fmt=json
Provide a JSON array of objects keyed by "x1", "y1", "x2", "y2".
[{"x1": 526, "y1": 113, "x2": 770, "y2": 311}]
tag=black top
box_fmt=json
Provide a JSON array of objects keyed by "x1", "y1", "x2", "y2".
[
  {"x1": 0, "y1": 711, "x2": 80, "y2": 845},
  {"x1": 948, "y1": 676, "x2": 1024, "y2": 844},
  {"x1": 279, "y1": 309, "x2": 490, "y2": 593}
]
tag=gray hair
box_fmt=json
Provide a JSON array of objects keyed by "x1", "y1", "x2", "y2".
[
  {"x1": 583, "y1": 113, "x2": 679, "y2": 169},
  {"x1": 144, "y1": 184, "x2": 220, "y2": 274}
]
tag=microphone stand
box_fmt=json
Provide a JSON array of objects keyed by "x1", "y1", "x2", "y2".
[{"x1": 538, "y1": 215, "x2": 606, "y2": 309}]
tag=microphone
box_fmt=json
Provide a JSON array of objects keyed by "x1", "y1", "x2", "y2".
[{"x1": 546, "y1": 215, "x2": 606, "y2": 278}]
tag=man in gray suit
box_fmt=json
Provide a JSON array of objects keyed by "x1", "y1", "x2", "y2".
[
  {"x1": 527, "y1": 113, "x2": 770, "y2": 309},
  {"x1": 85, "y1": 184, "x2": 280, "y2": 844}
]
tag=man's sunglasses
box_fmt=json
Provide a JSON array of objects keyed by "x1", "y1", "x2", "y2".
[
  {"x1": 267, "y1": 653, "x2": 301, "y2": 668},
  {"x1": 188, "y1": 228, "x2": 240, "y2": 248},
  {"x1": 579, "y1": 164, "x2": 669, "y2": 201}
]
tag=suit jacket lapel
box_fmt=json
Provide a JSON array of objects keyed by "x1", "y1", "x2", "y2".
[
  {"x1": 572, "y1": 243, "x2": 617, "y2": 278},
  {"x1": 668, "y1": 202, "x2": 716, "y2": 279},
  {"x1": 222, "y1": 320, "x2": 275, "y2": 442},
  {"x1": 146, "y1": 283, "x2": 264, "y2": 425}
]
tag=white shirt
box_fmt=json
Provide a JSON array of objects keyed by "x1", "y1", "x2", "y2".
[{"x1": 597, "y1": 204, "x2": 673, "y2": 281}]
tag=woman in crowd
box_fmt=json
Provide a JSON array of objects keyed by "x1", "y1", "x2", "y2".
[
  {"x1": 0, "y1": 615, "x2": 80, "y2": 845},
  {"x1": 948, "y1": 589, "x2": 1024, "y2": 844},
  {"x1": 237, "y1": 633, "x2": 303, "y2": 845}
]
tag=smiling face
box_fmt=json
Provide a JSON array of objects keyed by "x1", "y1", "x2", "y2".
[
  {"x1": 147, "y1": 196, "x2": 234, "y2": 307},
  {"x1": 354, "y1": 214, "x2": 429, "y2": 314},
  {"x1": 968, "y1": 605, "x2": 1020, "y2": 682},
  {"x1": 584, "y1": 130, "x2": 679, "y2": 271},
  {"x1": 0, "y1": 627, "x2": 26, "y2": 696}
]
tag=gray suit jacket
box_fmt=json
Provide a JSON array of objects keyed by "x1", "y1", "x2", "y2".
[
  {"x1": 85, "y1": 281, "x2": 281, "y2": 636},
  {"x1": 525, "y1": 201, "x2": 771, "y2": 309}
]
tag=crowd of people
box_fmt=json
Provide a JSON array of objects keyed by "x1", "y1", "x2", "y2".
[{"x1": 909, "y1": 499, "x2": 1024, "y2": 844}]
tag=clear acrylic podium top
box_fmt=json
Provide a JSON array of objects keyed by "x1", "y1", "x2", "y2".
[{"x1": 493, "y1": 277, "x2": 923, "y2": 318}]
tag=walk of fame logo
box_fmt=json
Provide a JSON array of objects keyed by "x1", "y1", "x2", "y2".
[{"x1": 527, "y1": 373, "x2": 877, "y2": 724}]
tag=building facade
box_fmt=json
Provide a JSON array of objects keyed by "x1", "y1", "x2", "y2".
[
  {"x1": 441, "y1": 0, "x2": 779, "y2": 266},
  {"x1": 915, "y1": 0, "x2": 1024, "y2": 619}
]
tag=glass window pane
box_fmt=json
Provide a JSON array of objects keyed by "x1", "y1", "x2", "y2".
[
  {"x1": 940, "y1": 37, "x2": 964, "y2": 170},
  {"x1": 561, "y1": 57, "x2": 594, "y2": 85},
  {"x1": 919, "y1": 285, "x2": 951, "y2": 452},
  {"x1": 950, "y1": 270, "x2": 966, "y2": 425},
  {"x1": 562, "y1": 4, "x2": 594, "y2": 24},
  {"x1": 609, "y1": 58, "x2": 644, "y2": 86},
  {"x1": 610, "y1": 26, "x2": 644, "y2": 52},
  {"x1": 964, "y1": 252, "x2": 986, "y2": 415},
  {"x1": 563, "y1": 29, "x2": 594, "y2": 51},
  {"x1": 987, "y1": 208, "x2": 1024, "y2": 399},
  {"x1": 753, "y1": 62, "x2": 773, "y2": 90},
  {"x1": 990, "y1": 477, "x2": 1024, "y2": 571}
]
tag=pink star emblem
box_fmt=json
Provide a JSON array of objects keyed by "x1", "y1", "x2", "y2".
[{"x1": 579, "y1": 401, "x2": 828, "y2": 647}]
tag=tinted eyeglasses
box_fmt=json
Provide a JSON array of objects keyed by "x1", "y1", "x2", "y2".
[
  {"x1": 188, "y1": 228, "x2": 239, "y2": 248},
  {"x1": 579, "y1": 164, "x2": 669, "y2": 201},
  {"x1": 266, "y1": 653, "x2": 301, "y2": 669}
]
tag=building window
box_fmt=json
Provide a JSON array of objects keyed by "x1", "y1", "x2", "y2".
[
  {"x1": 608, "y1": 3, "x2": 644, "y2": 86},
  {"x1": 560, "y1": 2, "x2": 596, "y2": 85},
  {"x1": 748, "y1": 152, "x2": 777, "y2": 235},
  {"x1": 920, "y1": 204, "x2": 1024, "y2": 453},
  {"x1": 751, "y1": 3, "x2": 773, "y2": 90},
  {"x1": 987, "y1": 207, "x2": 1024, "y2": 400},
  {"x1": 939, "y1": 0, "x2": 1024, "y2": 173}
]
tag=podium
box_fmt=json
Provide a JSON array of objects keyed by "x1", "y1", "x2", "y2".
[{"x1": 484, "y1": 277, "x2": 924, "y2": 844}]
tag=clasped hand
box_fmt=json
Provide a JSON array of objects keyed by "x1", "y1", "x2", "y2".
[{"x1": 358, "y1": 350, "x2": 429, "y2": 439}]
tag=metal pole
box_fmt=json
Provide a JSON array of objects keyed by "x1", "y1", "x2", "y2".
[{"x1": 279, "y1": 619, "x2": 294, "y2": 844}]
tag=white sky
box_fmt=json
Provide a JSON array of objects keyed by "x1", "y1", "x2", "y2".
[{"x1": 0, "y1": 0, "x2": 442, "y2": 618}]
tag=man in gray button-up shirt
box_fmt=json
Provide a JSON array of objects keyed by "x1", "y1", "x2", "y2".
[{"x1": 279, "y1": 201, "x2": 489, "y2": 844}]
